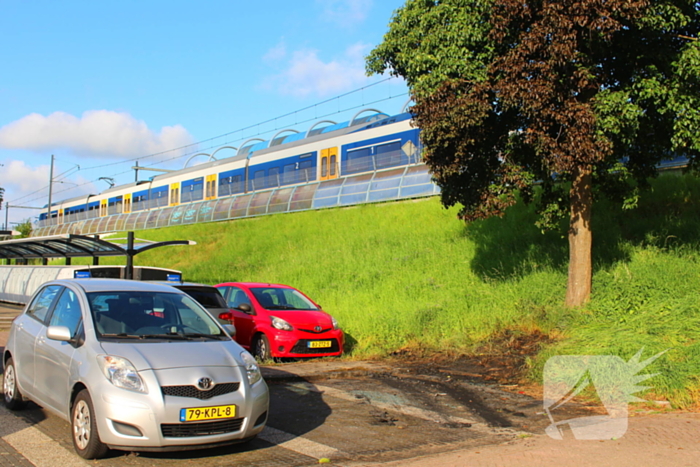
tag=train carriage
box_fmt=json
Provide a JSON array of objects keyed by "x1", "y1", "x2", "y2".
[{"x1": 38, "y1": 109, "x2": 422, "y2": 228}]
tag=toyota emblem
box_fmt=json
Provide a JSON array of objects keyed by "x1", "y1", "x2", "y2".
[
  {"x1": 314, "y1": 326, "x2": 322, "y2": 332},
  {"x1": 197, "y1": 377, "x2": 214, "y2": 390}
]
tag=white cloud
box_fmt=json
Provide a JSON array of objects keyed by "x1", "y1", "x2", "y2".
[
  {"x1": 0, "y1": 160, "x2": 50, "y2": 198},
  {"x1": 263, "y1": 39, "x2": 287, "y2": 63},
  {"x1": 264, "y1": 43, "x2": 372, "y2": 98},
  {"x1": 0, "y1": 110, "x2": 194, "y2": 159},
  {"x1": 318, "y1": 0, "x2": 373, "y2": 27}
]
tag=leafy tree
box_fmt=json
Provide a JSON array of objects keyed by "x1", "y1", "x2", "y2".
[
  {"x1": 367, "y1": 0, "x2": 700, "y2": 306},
  {"x1": 16, "y1": 220, "x2": 33, "y2": 238}
]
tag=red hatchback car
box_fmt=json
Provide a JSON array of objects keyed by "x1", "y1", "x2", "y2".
[{"x1": 214, "y1": 282, "x2": 344, "y2": 360}]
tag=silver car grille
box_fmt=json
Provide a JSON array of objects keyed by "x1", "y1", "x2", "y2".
[{"x1": 161, "y1": 382, "x2": 240, "y2": 400}]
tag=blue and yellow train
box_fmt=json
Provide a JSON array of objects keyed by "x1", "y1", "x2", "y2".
[{"x1": 39, "y1": 109, "x2": 422, "y2": 227}]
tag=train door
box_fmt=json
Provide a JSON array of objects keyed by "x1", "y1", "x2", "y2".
[
  {"x1": 123, "y1": 193, "x2": 132, "y2": 213},
  {"x1": 320, "y1": 147, "x2": 339, "y2": 181},
  {"x1": 169, "y1": 182, "x2": 180, "y2": 206},
  {"x1": 58, "y1": 209, "x2": 64, "y2": 224},
  {"x1": 205, "y1": 174, "x2": 217, "y2": 200},
  {"x1": 100, "y1": 199, "x2": 108, "y2": 217}
]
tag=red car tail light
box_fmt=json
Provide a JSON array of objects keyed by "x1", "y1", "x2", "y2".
[{"x1": 219, "y1": 312, "x2": 234, "y2": 322}]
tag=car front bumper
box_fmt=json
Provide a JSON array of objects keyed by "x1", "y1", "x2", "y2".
[
  {"x1": 269, "y1": 330, "x2": 344, "y2": 358},
  {"x1": 92, "y1": 367, "x2": 269, "y2": 451}
]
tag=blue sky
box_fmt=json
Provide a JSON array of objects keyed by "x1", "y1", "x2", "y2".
[{"x1": 0, "y1": 0, "x2": 408, "y2": 227}]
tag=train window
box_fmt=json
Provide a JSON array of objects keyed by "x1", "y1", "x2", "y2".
[
  {"x1": 218, "y1": 177, "x2": 231, "y2": 197},
  {"x1": 191, "y1": 181, "x2": 204, "y2": 202},
  {"x1": 299, "y1": 160, "x2": 313, "y2": 182},
  {"x1": 232, "y1": 175, "x2": 242, "y2": 194},
  {"x1": 330, "y1": 155, "x2": 337, "y2": 176},
  {"x1": 181, "y1": 187, "x2": 191, "y2": 203},
  {"x1": 321, "y1": 157, "x2": 327, "y2": 178},
  {"x1": 253, "y1": 170, "x2": 265, "y2": 190},
  {"x1": 282, "y1": 164, "x2": 296, "y2": 184},
  {"x1": 375, "y1": 141, "x2": 402, "y2": 169},
  {"x1": 269, "y1": 167, "x2": 280, "y2": 188},
  {"x1": 346, "y1": 147, "x2": 373, "y2": 173}
]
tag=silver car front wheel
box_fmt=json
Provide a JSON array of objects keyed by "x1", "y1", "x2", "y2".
[{"x1": 71, "y1": 390, "x2": 108, "y2": 459}]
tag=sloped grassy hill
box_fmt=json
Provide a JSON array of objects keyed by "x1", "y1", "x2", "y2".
[{"x1": 72, "y1": 174, "x2": 700, "y2": 407}]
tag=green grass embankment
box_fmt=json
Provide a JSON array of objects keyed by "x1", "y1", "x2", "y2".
[{"x1": 66, "y1": 174, "x2": 700, "y2": 407}]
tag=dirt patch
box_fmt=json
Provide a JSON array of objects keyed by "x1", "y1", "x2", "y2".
[
  {"x1": 387, "y1": 328, "x2": 554, "y2": 388},
  {"x1": 371, "y1": 350, "x2": 606, "y2": 435}
]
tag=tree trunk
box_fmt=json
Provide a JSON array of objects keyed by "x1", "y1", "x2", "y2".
[{"x1": 566, "y1": 166, "x2": 593, "y2": 307}]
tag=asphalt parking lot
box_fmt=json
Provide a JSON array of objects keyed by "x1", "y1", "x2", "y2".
[
  {"x1": 0, "y1": 353, "x2": 539, "y2": 466},
  {"x1": 0, "y1": 300, "x2": 535, "y2": 466}
]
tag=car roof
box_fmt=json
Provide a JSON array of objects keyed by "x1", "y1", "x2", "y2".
[
  {"x1": 149, "y1": 281, "x2": 215, "y2": 289},
  {"x1": 47, "y1": 279, "x2": 185, "y2": 294},
  {"x1": 216, "y1": 282, "x2": 292, "y2": 289}
]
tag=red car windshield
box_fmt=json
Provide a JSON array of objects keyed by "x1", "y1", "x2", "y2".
[{"x1": 249, "y1": 287, "x2": 319, "y2": 310}]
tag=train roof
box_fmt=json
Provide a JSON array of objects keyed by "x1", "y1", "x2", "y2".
[{"x1": 143, "y1": 111, "x2": 412, "y2": 184}]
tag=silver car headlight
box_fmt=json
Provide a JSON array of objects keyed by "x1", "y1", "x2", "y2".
[
  {"x1": 97, "y1": 355, "x2": 147, "y2": 393},
  {"x1": 271, "y1": 316, "x2": 293, "y2": 331},
  {"x1": 331, "y1": 315, "x2": 339, "y2": 330},
  {"x1": 240, "y1": 351, "x2": 262, "y2": 386}
]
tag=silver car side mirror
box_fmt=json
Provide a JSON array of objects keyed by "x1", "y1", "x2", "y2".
[{"x1": 47, "y1": 325, "x2": 72, "y2": 342}]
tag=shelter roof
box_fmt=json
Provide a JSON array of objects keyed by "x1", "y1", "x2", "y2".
[{"x1": 0, "y1": 233, "x2": 195, "y2": 260}]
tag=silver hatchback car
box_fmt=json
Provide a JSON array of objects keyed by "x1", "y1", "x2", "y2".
[{"x1": 2, "y1": 279, "x2": 269, "y2": 459}]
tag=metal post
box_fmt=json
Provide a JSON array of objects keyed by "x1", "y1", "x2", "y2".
[
  {"x1": 4, "y1": 204, "x2": 8, "y2": 231},
  {"x1": 93, "y1": 235, "x2": 99, "y2": 265},
  {"x1": 135, "y1": 161, "x2": 139, "y2": 182},
  {"x1": 126, "y1": 231, "x2": 134, "y2": 280},
  {"x1": 47, "y1": 154, "x2": 55, "y2": 225}
]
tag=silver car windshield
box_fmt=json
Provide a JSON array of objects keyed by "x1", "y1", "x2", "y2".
[{"x1": 87, "y1": 291, "x2": 228, "y2": 340}]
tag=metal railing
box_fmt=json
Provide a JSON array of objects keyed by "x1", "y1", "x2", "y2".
[{"x1": 32, "y1": 163, "x2": 438, "y2": 236}]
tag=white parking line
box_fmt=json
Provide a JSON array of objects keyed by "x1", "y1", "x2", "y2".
[
  {"x1": 0, "y1": 405, "x2": 88, "y2": 467},
  {"x1": 259, "y1": 425, "x2": 340, "y2": 459}
]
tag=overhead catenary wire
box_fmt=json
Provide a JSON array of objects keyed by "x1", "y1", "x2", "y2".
[{"x1": 11, "y1": 78, "x2": 408, "y2": 207}]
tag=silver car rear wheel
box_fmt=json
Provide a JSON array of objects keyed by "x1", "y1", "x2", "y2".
[
  {"x1": 3, "y1": 358, "x2": 26, "y2": 410},
  {"x1": 71, "y1": 390, "x2": 108, "y2": 459}
]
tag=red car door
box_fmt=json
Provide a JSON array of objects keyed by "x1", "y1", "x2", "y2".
[{"x1": 220, "y1": 286, "x2": 256, "y2": 349}]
